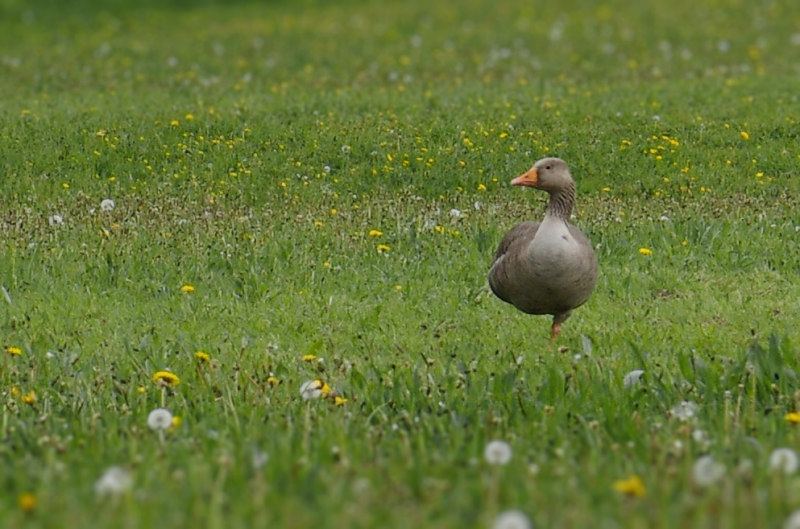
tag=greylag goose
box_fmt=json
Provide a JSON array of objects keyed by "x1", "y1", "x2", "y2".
[{"x1": 489, "y1": 157, "x2": 597, "y2": 343}]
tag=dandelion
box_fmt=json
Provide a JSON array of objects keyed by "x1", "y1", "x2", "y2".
[
  {"x1": 492, "y1": 510, "x2": 532, "y2": 529},
  {"x1": 252, "y1": 449, "x2": 269, "y2": 470},
  {"x1": 5, "y1": 345, "x2": 22, "y2": 356},
  {"x1": 334, "y1": 395, "x2": 348, "y2": 406},
  {"x1": 613, "y1": 475, "x2": 646, "y2": 497},
  {"x1": 48, "y1": 214, "x2": 64, "y2": 226},
  {"x1": 484, "y1": 440, "x2": 512, "y2": 465},
  {"x1": 638, "y1": 247, "x2": 652, "y2": 256},
  {"x1": 266, "y1": 375, "x2": 280, "y2": 387},
  {"x1": 170, "y1": 119, "x2": 180, "y2": 127},
  {"x1": 449, "y1": 208, "x2": 463, "y2": 218},
  {"x1": 740, "y1": 131, "x2": 750, "y2": 140},
  {"x1": 302, "y1": 354, "x2": 317, "y2": 362},
  {"x1": 376, "y1": 244, "x2": 391, "y2": 253},
  {"x1": 341, "y1": 145, "x2": 351, "y2": 154},
  {"x1": 671, "y1": 400, "x2": 698, "y2": 421},
  {"x1": 147, "y1": 408, "x2": 174, "y2": 431},
  {"x1": 786, "y1": 412, "x2": 800, "y2": 424},
  {"x1": 18, "y1": 493, "x2": 36, "y2": 513},
  {"x1": 368, "y1": 229, "x2": 383, "y2": 237},
  {"x1": 100, "y1": 198, "x2": 115, "y2": 212},
  {"x1": 477, "y1": 183, "x2": 487, "y2": 191},
  {"x1": 21, "y1": 391, "x2": 36, "y2": 404},
  {"x1": 194, "y1": 351, "x2": 211, "y2": 362},
  {"x1": 692, "y1": 455, "x2": 726, "y2": 487},
  {"x1": 623, "y1": 369, "x2": 645, "y2": 388},
  {"x1": 300, "y1": 379, "x2": 330, "y2": 400},
  {"x1": 152, "y1": 370, "x2": 180, "y2": 387},
  {"x1": 94, "y1": 466, "x2": 133, "y2": 497},
  {"x1": 180, "y1": 284, "x2": 195, "y2": 293},
  {"x1": 770, "y1": 448, "x2": 799, "y2": 474}
]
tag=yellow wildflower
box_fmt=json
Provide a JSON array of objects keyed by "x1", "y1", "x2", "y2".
[
  {"x1": 170, "y1": 416, "x2": 182, "y2": 429},
  {"x1": 477, "y1": 183, "x2": 487, "y2": 191},
  {"x1": 194, "y1": 351, "x2": 211, "y2": 362},
  {"x1": 21, "y1": 391, "x2": 36, "y2": 404},
  {"x1": 785, "y1": 412, "x2": 800, "y2": 424},
  {"x1": 613, "y1": 475, "x2": 646, "y2": 498},
  {"x1": 267, "y1": 375, "x2": 280, "y2": 387},
  {"x1": 376, "y1": 244, "x2": 391, "y2": 253},
  {"x1": 740, "y1": 131, "x2": 749, "y2": 140},
  {"x1": 18, "y1": 493, "x2": 36, "y2": 513},
  {"x1": 368, "y1": 229, "x2": 383, "y2": 237},
  {"x1": 638, "y1": 247, "x2": 653, "y2": 256},
  {"x1": 334, "y1": 395, "x2": 348, "y2": 406},
  {"x1": 185, "y1": 113, "x2": 195, "y2": 121},
  {"x1": 170, "y1": 120, "x2": 180, "y2": 127},
  {"x1": 435, "y1": 225, "x2": 445, "y2": 234},
  {"x1": 152, "y1": 371, "x2": 180, "y2": 387},
  {"x1": 137, "y1": 386, "x2": 147, "y2": 394},
  {"x1": 180, "y1": 284, "x2": 195, "y2": 293},
  {"x1": 302, "y1": 354, "x2": 317, "y2": 362},
  {"x1": 5, "y1": 346, "x2": 22, "y2": 356}
]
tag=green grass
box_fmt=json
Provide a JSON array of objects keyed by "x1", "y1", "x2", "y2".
[{"x1": 1, "y1": 0, "x2": 800, "y2": 527}]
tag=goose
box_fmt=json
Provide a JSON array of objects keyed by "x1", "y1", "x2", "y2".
[{"x1": 488, "y1": 157, "x2": 598, "y2": 343}]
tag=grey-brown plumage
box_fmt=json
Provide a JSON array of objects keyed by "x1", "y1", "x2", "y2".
[{"x1": 489, "y1": 157, "x2": 597, "y2": 343}]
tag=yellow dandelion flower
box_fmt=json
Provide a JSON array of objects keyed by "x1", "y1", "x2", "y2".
[
  {"x1": 376, "y1": 244, "x2": 391, "y2": 253},
  {"x1": 152, "y1": 371, "x2": 180, "y2": 387},
  {"x1": 137, "y1": 386, "x2": 147, "y2": 394},
  {"x1": 314, "y1": 220, "x2": 324, "y2": 227},
  {"x1": 170, "y1": 120, "x2": 180, "y2": 127},
  {"x1": 334, "y1": 395, "x2": 348, "y2": 406},
  {"x1": 740, "y1": 131, "x2": 749, "y2": 140},
  {"x1": 434, "y1": 225, "x2": 445, "y2": 234},
  {"x1": 321, "y1": 382, "x2": 332, "y2": 397},
  {"x1": 395, "y1": 285, "x2": 403, "y2": 291},
  {"x1": 613, "y1": 475, "x2": 646, "y2": 498},
  {"x1": 638, "y1": 247, "x2": 653, "y2": 256},
  {"x1": 6, "y1": 346, "x2": 22, "y2": 356},
  {"x1": 330, "y1": 208, "x2": 338, "y2": 215},
  {"x1": 368, "y1": 229, "x2": 383, "y2": 237},
  {"x1": 302, "y1": 354, "x2": 317, "y2": 362},
  {"x1": 194, "y1": 351, "x2": 211, "y2": 362},
  {"x1": 10, "y1": 386, "x2": 20, "y2": 397},
  {"x1": 267, "y1": 375, "x2": 280, "y2": 387},
  {"x1": 785, "y1": 412, "x2": 800, "y2": 424},
  {"x1": 185, "y1": 113, "x2": 195, "y2": 121},
  {"x1": 18, "y1": 493, "x2": 36, "y2": 513},
  {"x1": 477, "y1": 183, "x2": 487, "y2": 191},
  {"x1": 170, "y1": 416, "x2": 182, "y2": 429},
  {"x1": 180, "y1": 284, "x2": 195, "y2": 293},
  {"x1": 21, "y1": 391, "x2": 36, "y2": 404}
]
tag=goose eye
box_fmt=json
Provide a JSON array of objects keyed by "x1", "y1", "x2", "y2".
[{"x1": 545, "y1": 165, "x2": 551, "y2": 170}]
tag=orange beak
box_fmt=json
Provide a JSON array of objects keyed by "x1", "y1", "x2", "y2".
[{"x1": 510, "y1": 166, "x2": 538, "y2": 187}]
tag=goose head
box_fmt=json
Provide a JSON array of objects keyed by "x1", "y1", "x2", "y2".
[{"x1": 510, "y1": 157, "x2": 573, "y2": 192}]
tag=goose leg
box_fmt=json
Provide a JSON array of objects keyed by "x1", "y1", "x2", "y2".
[{"x1": 549, "y1": 321, "x2": 562, "y2": 346}]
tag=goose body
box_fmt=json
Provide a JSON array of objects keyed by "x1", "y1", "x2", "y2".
[{"x1": 489, "y1": 157, "x2": 597, "y2": 342}]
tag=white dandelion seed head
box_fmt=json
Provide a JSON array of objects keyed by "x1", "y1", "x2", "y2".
[
  {"x1": 449, "y1": 208, "x2": 463, "y2": 219},
  {"x1": 49, "y1": 214, "x2": 64, "y2": 226},
  {"x1": 251, "y1": 449, "x2": 269, "y2": 470},
  {"x1": 770, "y1": 447, "x2": 799, "y2": 474},
  {"x1": 299, "y1": 379, "x2": 323, "y2": 400},
  {"x1": 692, "y1": 455, "x2": 726, "y2": 487},
  {"x1": 341, "y1": 144, "x2": 351, "y2": 154},
  {"x1": 484, "y1": 439, "x2": 512, "y2": 466},
  {"x1": 492, "y1": 509, "x2": 532, "y2": 529},
  {"x1": 623, "y1": 369, "x2": 645, "y2": 388},
  {"x1": 100, "y1": 198, "x2": 115, "y2": 212},
  {"x1": 94, "y1": 466, "x2": 133, "y2": 497},
  {"x1": 784, "y1": 510, "x2": 800, "y2": 529},
  {"x1": 147, "y1": 407, "x2": 173, "y2": 431},
  {"x1": 671, "y1": 400, "x2": 698, "y2": 421}
]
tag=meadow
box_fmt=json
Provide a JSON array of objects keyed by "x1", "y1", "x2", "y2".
[{"x1": 1, "y1": 0, "x2": 799, "y2": 527}]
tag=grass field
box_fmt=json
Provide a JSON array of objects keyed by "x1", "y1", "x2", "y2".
[{"x1": 1, "y1": 0, "x2": 799, "y2": 527}]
